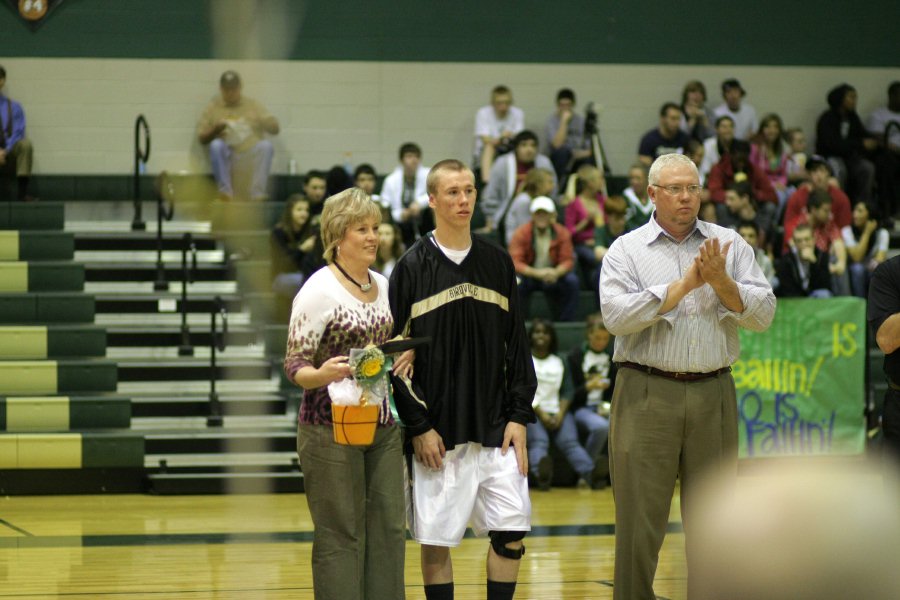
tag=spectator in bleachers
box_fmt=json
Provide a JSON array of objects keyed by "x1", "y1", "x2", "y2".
[
  {"x1": 784, "y1": 191, "x2": 849, "y2": 295},
  {"x1": 509, "y1": 196, "x2": 579, "y2": 321},
  {"x1": 353, "y1": 163, "x2": 382, "y2": 207},
  {"x1": 716, "y1": 181, "x2": 762, "y2": 233},
  {"x1": 679, "y1": 79, "x2": 716, "y2": 142},
  {"x1": 816, "y1": 83, "x2": 878, "y2": 203},
  {"x1": 699, "y1": 115, "x2": 736, "y2": 181},
  {"x1": 0, "y1": 65, "x2": 35, "y2": 202},
  {"x1": 785, "y1": 127, "x2": 810, "y2": 185},
  {"x1": 638, "y1": 102, "x2": 691, "y2": 166},
  {"x1": 699, "y1": 200, "x2": 719, "y2": 224},
  {"x1": 474, "y1": 85, "x2": 524, "y2": 184},
  {"x1": 738, "y1": 220, "x2": 777, "y2": 289},
  {"x1": 775, "y1": 223, "x2": 833, "y2": 298},
  {"x1": 197, "y1": 70, "x2": 279, "y2": 202},
  {"x1": 484, "y1": 130, "x2": 556, "y2": 233},
  {"x1": 564, "y1": 164, "x2": 607, "y2": 283},
  {"x1": 502, "y1": 167, "x2": 556, "y2": 246},
  {"x1": 783, "y1": 156, "x2": 852, "y2": 251},
  {"x1": 566, "y1": 312, "x2": 614, "y2": 490},
  {"x1": 867, "y1": 82, "x2": 900, "y2": 219},
  {"x1": 713, "y1": 78, "x2": 758, "y2": 140},
  {"x1": 381, "y1": 142, "x2": 431, "y2": 247},
  {"x1": 544, "y1": 88, "x2": 593, "y2": 183},
  {"x1": 593, "y1": 195, "x2": 629, "y2": 266},
  {"x1": 526, "y1": 319, "x2": 599, "y2": 491},
  {"x1": 843, "y1": 201, "x2": 889, "y2": 298},
  {"x1": 708, "y1": 141, "x2": 778, "y2": 207},
  {"x1": 623, "y1": 163, "x2": 653, "y2": 229},
  {"x1": 301, "y1": 170, "x2": 328, "y2": 222},
  {"x1": 374, "y1": 222, "x2": 404, "y2": 279},
  {"x1": 750, "y1": 113, "x2": 793, "y2": 205},
  {"x1": 325, "y1": 165, "x2": 353, "y2": 198},
  {"x1": 270, "y1": 195, "x2": 316, "y2": 299}
]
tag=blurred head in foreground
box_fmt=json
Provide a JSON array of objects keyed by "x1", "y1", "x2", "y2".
[{"x1": 691, "y1": 460, "x2": 900, "y2": 600}]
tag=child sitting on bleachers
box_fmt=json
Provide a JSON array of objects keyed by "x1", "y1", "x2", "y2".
[
  {"x1": 527, "y1": 318, "x2": 600, "y2": 491},
  {"x1": 270, "y1": 194, "x2": 315, "y2": 299},
  {"x1": 566, "y1": 312, "x2": 613, "y2": 490}
]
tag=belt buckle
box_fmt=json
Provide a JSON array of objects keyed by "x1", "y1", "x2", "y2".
[{"x1": 673, "y1": 372, "x2": 688, "y2": 379}]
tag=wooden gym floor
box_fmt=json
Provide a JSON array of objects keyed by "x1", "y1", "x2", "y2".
[{"x1": 0, "y1": 487, "x2": 687, "y2": 599}]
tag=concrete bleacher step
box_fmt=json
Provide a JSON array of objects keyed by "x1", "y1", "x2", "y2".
[
  {"x1": 105, "y1": 326, "x2": 258, "y2": 348},
  {"x1": 84, "y1": 262, "x2": 232, "y2": 282},
  {"x1": 109, "y1": 344, "x2": 265, "y2": 360},
  {"x1": 0, "y1": 430, "x2": 145, "y2": 494},
  {"x1": 116, "y1": 357, "x2": 272, "y2": 382},
  {"x1": 95, "y1": 293, "x2": 244, "y2": 316},
  {"x1": 0, "y1": 359, "x2": 117, "y2": 395},
  {"x1": 75, "y1": 249, "x2": 226, "y2": 264},
  {"x1": 74, "y1": 231, "x2": 218, "y2": 252},
  {"x1": 0, "y1": 261, "x2": 84, "y2": 292},
  {"x1": 0, "y1": 202, "x2": 65, "y2": 230},
  {"x1": 94, "y1": 311, "x2": 251, "y2": 326},
  {"x1": 130, "y1": 392, "x2": 288, "y2": 418},
  {"x1": 144, "y1": 426, "x2": 295, "y2": 455},
  {"x1": 0, "y1": 292, "x2": 95, "y2": 323},
  {"x1": 0, "y1": 230, "x2": 74, "y2": 260},
  {"x1": 118, "y1": 377, "x2": 283, "y2": 396},
  {"x1": 0, "y1": 325, "x2": 106, "y2": 358},
  {"x1": 0, "y1": 394, "x2": 131, "y2": 431},
  {"x1": 65, "y1": 219, "x2": 211, "y2": 234},
  {"x1": 85, "y1": 280, "x2": 238, "y2": 294}
]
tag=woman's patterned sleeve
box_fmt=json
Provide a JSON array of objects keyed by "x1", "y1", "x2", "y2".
[{"x1": 283, "y1": 284, "x2": 332, "y2": 384}]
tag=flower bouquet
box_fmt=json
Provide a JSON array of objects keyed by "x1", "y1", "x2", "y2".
[{"x1": 328, "y1": 346, "x2": 393, "y2": 446}]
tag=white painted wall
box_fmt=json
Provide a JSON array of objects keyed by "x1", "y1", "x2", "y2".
[{"x1": 3, "y1": 58, "x2": 898, "y2": 176}]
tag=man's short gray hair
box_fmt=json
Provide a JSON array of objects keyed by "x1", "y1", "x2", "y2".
[{"x1": 648, "y1": 153, "x2": 699, "y2": 186}]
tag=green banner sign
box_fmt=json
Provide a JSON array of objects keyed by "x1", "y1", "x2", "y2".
[{"x1": 735, "y1": 297, "x2": 866, "y2": 457}]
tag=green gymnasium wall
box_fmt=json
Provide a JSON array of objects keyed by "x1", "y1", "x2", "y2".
[{"x1": 0, "y1": 0, "x2": 897, "y2": 67}]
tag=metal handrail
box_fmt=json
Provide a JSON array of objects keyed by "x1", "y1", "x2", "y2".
[
  {"x1": 152, "y1": 171, "x2": 176, "y2": 291},
  {"x1": 207, "y1": 295, "x2": 228, "y2": 427},
  {"x1": 131, "y1": 115, "x2": 151, "y2": 231},
  {"x1": 177, "y1": 232, "x2": 198, "y2": 357}
]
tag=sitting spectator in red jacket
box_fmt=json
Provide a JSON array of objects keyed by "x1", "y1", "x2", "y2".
[
  {"x1": 509, "y1": 196, "x2": 580, "y2": 321},
  {"x1": 708, "y1": 141, "x2": 777, "y2": 205},
  {"x1": 782, "y1": 156, "x2": 852, "y2": 252}
]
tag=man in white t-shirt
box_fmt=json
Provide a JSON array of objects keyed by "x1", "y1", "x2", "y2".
[
  {"x1": 713, "y1": 78, "x2": 758, "y2": 141},
  {"x1": 474, "y1": 85, "x2": 525, "y2": 184},
  {"x1": 381, "y1": 142, "x2": 432, "y2": 247}
]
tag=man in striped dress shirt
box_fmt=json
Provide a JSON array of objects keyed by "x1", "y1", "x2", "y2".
[{"x1": 599, "y1": 153, "x2": 776, "y2": 600}]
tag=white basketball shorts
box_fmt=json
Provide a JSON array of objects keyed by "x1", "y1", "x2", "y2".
[{"x1": 407, "y1": 442, "x2": 531, "y2": 547}]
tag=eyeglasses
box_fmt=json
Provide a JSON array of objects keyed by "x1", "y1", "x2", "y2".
[{"x1": 652, "y1": 184, "x2": 703, "y2": 196}]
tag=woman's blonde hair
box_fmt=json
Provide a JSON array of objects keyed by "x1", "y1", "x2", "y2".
[{"x1": 320, "y1": 187, "x2": 382, "y2": 263}]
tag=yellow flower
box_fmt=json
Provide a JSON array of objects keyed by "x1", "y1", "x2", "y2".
[{"x1": 361, "y1": 357, "x2": 383, "y2": 378}]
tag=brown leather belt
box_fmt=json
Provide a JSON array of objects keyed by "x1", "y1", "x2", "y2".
[{"x1": 617, "y1": 361, "x2": 731, "y2": 382}]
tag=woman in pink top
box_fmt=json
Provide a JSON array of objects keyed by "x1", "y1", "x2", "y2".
[
  {"x1": 750, "y1": 113, "x2": 791, "y2": 204},
  {"x1": 564, "y1": 164, "x2": 606, "y2": 285}
]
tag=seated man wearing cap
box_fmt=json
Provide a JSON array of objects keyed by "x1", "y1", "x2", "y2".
[
  {"x1": 713, "y1": 79, "x2": 758, "y2": 141},
  {"x1": 197, "y1": 70, "x2": 280, "y2": 201},
  {"x1": 509, "y1": 196, "x2": 580, "y2": 321},
  {"x1": 782, "y1": 155, "x2": 852, "y2": 253}
]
